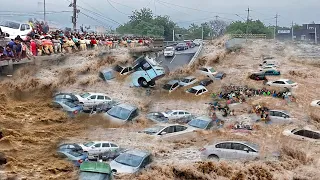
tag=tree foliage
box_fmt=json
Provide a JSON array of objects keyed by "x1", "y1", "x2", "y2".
[{"x1": 226, "y1": 20, "x2": 273, "y2": 38}]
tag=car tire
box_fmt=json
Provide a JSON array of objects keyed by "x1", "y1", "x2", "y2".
[
  {"x1": 208, "y1": 155, "x2": 219, "y2": 161},
  {"x1": 138, "y1": 78, "x2": 149, "y2": 88},
  {"x1": 149, "y1": 80, "x2": 156, "y2": 87}
]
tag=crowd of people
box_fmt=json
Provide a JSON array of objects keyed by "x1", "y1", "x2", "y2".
[
  {"x1": 0, "y1": 20, "x2": 155, "y2": 61},
  {"x1": 213, "y1": 85, "x2": 296, "y2": 104}
]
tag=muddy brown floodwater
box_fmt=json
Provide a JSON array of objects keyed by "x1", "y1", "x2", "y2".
[{"x1": 0, "y1": 39, "x2": 319, "y2": 180}]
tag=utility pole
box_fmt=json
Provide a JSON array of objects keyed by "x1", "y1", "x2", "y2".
[
  {"x1": 172, "y1": 29, "x2": 175, "y2": 41},
  {"x1": 291, "y1": 21, "x2": 294, "y2": 41},
  {"x1": 201, "y1": 25, "x2": 204, "y2": 40},
  {"x1": 72, "y1": 0, "x2": 77, "y2": 31},
  {"x1": 275, "y1": 13, "x2": 279, "y2": 39},
  {"x1": 43, "y1": 0, "x2": 46, "y2": 22},
  {"x1": 315, "y1": 27, "x2": 317, "y2": 44},
  {"x1": 245, "y1": 7, "x2": 250, "y2": 42}
]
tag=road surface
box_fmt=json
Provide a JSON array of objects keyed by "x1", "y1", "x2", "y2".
[{"x1": 157, "y1": 46, "x2": 200, "y2": 72}]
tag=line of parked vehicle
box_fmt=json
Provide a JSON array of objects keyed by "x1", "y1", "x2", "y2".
[{"x1": 163, "y1": 39, "x2": 203, "y2": 57}]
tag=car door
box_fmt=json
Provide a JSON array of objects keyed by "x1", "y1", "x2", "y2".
[
  {"x1": 96, "y1": 95, "x2": 105, "y2": 105},
  {"x1": 178, "y1": 111, "x2": 185, "y2": 118},
  {"x1": 86, "y1": 95, "x2": 97, "y2": 106},
  {"x1": 158, "y1": 126, "x2": 175, "y2": 138},
  {"x1": 110, "y1": 143, "x2": 119, "y2": 150},
  {"x1": 101, "y1": 143, "x2": 111, "y2": 153},
  {"x1": 196, "y1": 89, "x2": 203, "y2": 96},
  {"x1": 231, "y1": 143, "x2": 249, "y2": 160},
  {"x1": 215, "y1": 142, "x2": 233, "y2": 160},
  {"x1": 90, "y1": 143, "x2": 102, "y2": 155},
  {"x1": 170, "y1": 83, "x2": 179, "y2": 92},
  {"x1": 171, "y1": 112, "x2": 179, "y2": 119},
  {"x1": 174, "y1": 125, "x2": 188, "y2": 135}
]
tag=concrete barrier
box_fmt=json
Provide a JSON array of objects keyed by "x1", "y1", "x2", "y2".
[{"x1": 188, "y1": 43, "x2": 203, "y2": 66}]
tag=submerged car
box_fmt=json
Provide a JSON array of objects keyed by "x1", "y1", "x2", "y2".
[
  {"x1": 187, "y1": 116, "x2": 214, "y2": 130},
  {"x1": 162, "y1": 80, "x2": 180, "y2": 93},
  {"x1": 57, "y1": 143, "x2": 83, "y2": 153},
  {"x1": 53, "y1": 93, "x2": 79, "y2": 104},
  {"x1": 283, "y1": 128, "x2": 320, "y2": 143},
  {"x1": 186, "y1": 85, "x2": 208, "y2": 96},
  {"x1": 140, "y1": 124, "x2": 195, "y2": 138},
  {"x1": 266, "y1": 79, "x2": 298, "y2": 88},
  {"x1": 200, "y1": 141, "x2": 260, "y2": 161},
  {"x1": 110, "y1": 150, "x2": 152, "y2": 174},
  {"x1": 113, "y1": 64, "x2": 133, "y2": 75},
  {"x1": 52, "y1": 101, "x2": 83, "y2": 118},
  {"x1": 199, "y1": 79, "x2": 213, "y2": 86},
  {"x1": 79, "y1": 161, "x2": 114, "y2": 180},
  {"x1": 179, "y1": 76, "x2": 198, "y2": 87},
  {"x1": 249, "y1": 72, "x2": 267, "y2": 81},
  {"x1": 263, "y1": 69, "x2": 281, "y2": 76},
  {"x1": 197, "y1": 67, "x2": 218, "y2": 79},
  {"x1": 268, "y1": 110, "x2": 294, "y2": 124},
  {"x1": 104, "y1": 103, "x2": 139, "y2": 124},
  {"x1": 310, "y1": 100, "x2": 320, "y2": 107},
  {"x1": 214, "y1": 72, "x2": 226, "y2": 80},
  {"x1": 79, "y1": 141, "x2": 120, "y2": 159},
  {"x1": 146, "y1": 112, "x2": 169, "y2": 123},
  {"x1": 75, "y1": 92, "x2": 113, "y2": 110},
  {"x1": 161, "y1": 110, "x2": 192, "y2": 120},
  {"x1": 57, "y1": 150, "x2": 88, "y2": 167},
  {"x1": 163, "y1": 47, "x2": 175, "y2": 57}
]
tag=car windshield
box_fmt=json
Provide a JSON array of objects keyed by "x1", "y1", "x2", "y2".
[
  {"x1": 83, "y1": 142, "x2": 95, "y2": 147},
  {"x1": 107, "y1": 106, "x2": 131, "y2": 120},
  {"x1": 0, "y1": 21, "x2": 20, "y2": 29},
  {"x1": 163, "y1": 84, "x2": 172, "y2": 90},
  {"x1": 165, "y1": 47, "x2": 174, "y2": 51},
  {"x1": 244, "y1": 142, "x2": 260, "y2": 151},
  {"x1": 286, "y1": 80, "x2": 295, "y2": 84},
  {"x1": 64, "y1": 102, "x2": 77, "y2": 108},
  {"x1": 165, "y1": 110, "x2": 173, "y2": 114},
  {"x1": 208, "y1": 68, "x2": 216, "y2": 73},
  {"x1": 113, "y1": 65, "x2": 123, "y2": 72},
  {"x1": 181, "y1": 79, "x2": 190, "y2": 83},
  {"x1": 114, "y1": 153, "x2": 144, "y2": 167},
  {"x1": 68, "y1": 151, "x2": 83, "y2": 157},
  {"x1": 187, "y1": 88, "x2": 197, "y2": 94},
  {"x1": 80, "y1": 93, "x2": 91, "y2": 98},
  {"x1": 188, "y1": 119, "x2": 209, "y2": 129},
  {"x1": 143, "y1": 126, "x2": 165, "y2": 135},
  {"x1": 79, "y1": 172, "x2": 110, "y2": 180}
]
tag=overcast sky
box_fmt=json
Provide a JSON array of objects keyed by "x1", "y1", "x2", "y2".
[{"x1": 0, "y1": 0, "x2": 319, "y2": 29}]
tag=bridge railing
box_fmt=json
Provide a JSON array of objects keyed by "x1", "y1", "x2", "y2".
[{"x1": 229, "y1": 34, "x2": 267, "y2": 39}]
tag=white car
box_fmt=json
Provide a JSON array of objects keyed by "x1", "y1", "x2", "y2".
[
  {"x1": 75, "y1": 92, "x2": 112, "y2": 110},
  {"x1": 268, "y1": 110, "x2": 294, "y2": 124},
  {"x1": 179, "y1": 76, "x2": 198, "y2": 87},
  {"x1": 162, "y1": 80, "x2": 180, "y2": 93},
  {"x1": 283, "y1": 128, "x2": 320, "y2": 143},
  {"x1": 161, "y1": 110, "x2": 192, "y2": 120},
  {"x1": 197, "y1": 67, "x2": 218, "y2": 79},
  {"x1": 259, "y1": 66, "x2": 278, "y2": 72},
  {"x1": 266, "y1": 79, "x2": 298, "y2": 88},
  {"x1": 187, "y1": 116, "x2": 214, "y2": 130},
  {"x1": 260, "y1": 60, "x2": 277, "y2": 66},
  {"x1": 310, "y1": 100, "x2": 320, "y2": 107},
  {"x1": 140, "y1": 124, "x2": 196, "y2": 138},
  {"x1": 79, "y1": 141, "x2": 119, "y2": 157},
  {"x1": 110, "y1": 150, "x2": 152, "y2": 174},
  {"x1": 163, "y1": 47, "x2": 175, "y2": 57},
  {"x1": 200, "y1": 141, "x2": 260, "y2": 161},
  {"x1": 193, "y1": 39, "x2": 203, "y2": 46},
  {"x1": 186, "y1": 85, "x2": 208, "y2": 96},
  {"x1": 0, "y1": 20, "x2": 32, "y2": 39},
  {"x1": 113, "y1": 64, "x2": 133, "y2": 75}
]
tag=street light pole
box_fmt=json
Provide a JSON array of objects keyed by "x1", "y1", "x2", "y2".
[
  {"x1": 201, "y1": 25, "x2": 204, "y2": 40},
  {"x1": 43, "y1": 0, "x2": 46, "y2": 21}
]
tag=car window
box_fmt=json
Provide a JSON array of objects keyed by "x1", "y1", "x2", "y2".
[
  {"x1": 162, "y1": 126, "x2": 175, "y2": 134},
  {"x1": 59, "y1": 145, "x2": 68, "y2": 149},
  {"x1": 172, "y1": 83, "x2": 178, "y2": 89},
  {"x1": 185, "y1": 112, "x2": 190, "y2": 115},
  {"x1": 122, "y1": 68, "x2": 129, "y2": 73},
  {"x1": 97, "y1": 95, "x2": 104, "y2": 100},
  {"x1": 55, "y1": 95, "x2": 64, "y2": 99},
  {"x1": 94, "y1": 143, "x2": 101, "y2": 148},
  {"x1": 215, "y1": 142, "x2": 232, "y2": 149},
  {"x1": 303, "y1": 130, "x2": 320, "y2": 139},
  {"x1": 26, "y1": 24, "x2": 30, "y2": 30},
  {"x1": 197, "y1": 89, "x2": 203, "y2": 95},
  {"x1": 20, "y1": 24, "x2": 26, "y2": 31},
  {"x1": 175, "y1": 125, "x2": 187, "y2": 132},
  {"x1": 231, "y1": 143, "x2": 247, "y2": 151},
  {"x1": 269, "y1": 111, "x2": 275, "y2": 116},
  {"x1": 90, "y1": 95, "x2": 96, "y2": 99},
  {"x1": 178, "y1": 112, "x2": 184, "y2": 115},
  {"x1": 57, "y1": 152, "x2": 68, "y2": 159},
  {"x1": 191, "y1": 78, "x2": 196, "y2": 81},
  {"x1": 128, "y1": 109, "x2": 138, "y2": 121},
  {"x1": 200, "y1": 68, "x2": 208, "y2": 72},
  {"x1": 110, "y1": 143, "x2": 118, "y2": 147},
  {"x1": 102, "y1": 143, "x2": 110, "y2": 147},
  {"x1": 173, "y1": 112, "x2": 178, "y2": 115},
  {"x1": 141, "y1": 155, "x2": 151, "y2": 167},
  {"x1": 52, "y1": 102, "x2": 63, "y2": 109},
  {"x1": 104, "y1": 96, "x2": 111, "y2": 100}
]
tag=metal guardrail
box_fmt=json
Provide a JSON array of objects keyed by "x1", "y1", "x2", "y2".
[{"x1": 188, "y1": 43, "x2": 203, "y2": 66}]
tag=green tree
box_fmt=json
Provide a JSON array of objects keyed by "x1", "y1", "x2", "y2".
[{"x1": 226, "y1": 20, "x2": 273, "y2": 38}]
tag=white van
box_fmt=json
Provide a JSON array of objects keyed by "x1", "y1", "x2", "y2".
[
  {"x1": 0, "y1": 20, "x2": 32, "y2": 40},
  {"x1": 260, "y1": 60, "x2": 278, "y2": 67}
]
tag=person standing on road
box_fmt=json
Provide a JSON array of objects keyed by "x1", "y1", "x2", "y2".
[
  {"x1": 79, "y1": 36, "x2": 87, "y2": 51},
  {"x1": 52, "y1": 36, "x2": 61, "y2": 53}
]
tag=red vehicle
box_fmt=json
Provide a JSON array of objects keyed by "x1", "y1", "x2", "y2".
[{"x1": 184, "y1": 40, "x2": 195, "y2": 48}]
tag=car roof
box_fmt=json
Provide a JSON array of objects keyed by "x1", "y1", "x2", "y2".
[
  {"x1": 168, "y1": 110, "x2": 190, "y2": 113},
  {"x1": 87, "y1": 141, "x2": 115, "y2": 144},
  {"x1": 125, "y1": 150, "x2": 151, "y2": 157},
  {"x1": 215, "y1": 141, "x2": 260, "y2": 150},
  {"x1": 116, "y1": 103, "x2": 137, "y2": 111},
  {"x1": 191, "y1": 85, "x2": 206, "y2": 90},
  {"x1": 87, "y1": 92, "x2": 109, "y2": 96},
  {"x1": 183, "y1": 76, "x2": 196, "y2": 79},
  {"x1": 167, "y1": 80, "x2": 179, "y2": 84},
  {"x1": 80, "y1": 161, "x2": 111, "y2": 174},
  {"x1": 192, "y1": 116, "x2": 212, "y2": 122},
  {"x1": 269, "y1": 110, "x2": 290, "y2": 114},
  {"x1": 276, "y1": 79, "x2": 290, "y2": 81}
]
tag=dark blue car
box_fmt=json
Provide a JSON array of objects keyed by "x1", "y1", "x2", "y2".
[
  {"x1": 57, "y1": 150, "x2": 88, "y2": 167},
  {"x1": 52, "y1": 100, "x2": 83, "y2": 118}
]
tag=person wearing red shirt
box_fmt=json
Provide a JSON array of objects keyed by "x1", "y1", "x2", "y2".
[
  {"x1": 30, "y1": 38, "x2": 37, "y2": 56},
  {"x1": 91, "y1": 37, "x2": 97, "y2": 49}
]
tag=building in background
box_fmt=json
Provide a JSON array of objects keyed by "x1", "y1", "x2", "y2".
[{"x1": 277, "y1": 23, "x2": 320, "y2": 43}]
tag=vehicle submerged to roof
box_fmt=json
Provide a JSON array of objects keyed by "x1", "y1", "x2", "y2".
[
  {"x1": 103, "y1": 103, "x2": 139, "y2": 124},
  {"x1": 79, "y1": 161, "x2": 114, "y2": 180}
]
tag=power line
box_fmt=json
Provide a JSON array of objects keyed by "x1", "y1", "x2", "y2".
[
  {"x1": 157, "y1": 0, "x2": 244, "y2": 15},
  {"x1": 106, "y1": 0, "x2": 130, "y2": 15},
  {"x1": 76, "y1": 5, "x2": 122, "y2": 25},
  {"x1": 155, "y1": 0, "x2": 190, "y2": 16},
  {"x1": 109, "y1": 0, "x2": 135, "y2": 9},
  {"x1": 80, "y1": 12, "x2": 109, "y2": 28}
]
